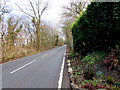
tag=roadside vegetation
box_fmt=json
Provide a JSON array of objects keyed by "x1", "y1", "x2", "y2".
[
  {"x1": 63, "y1": 1, "x2": 120, "y2": 89},
  {"x1": 0, "y1": 0, "x2": 64, "y2": 63}
]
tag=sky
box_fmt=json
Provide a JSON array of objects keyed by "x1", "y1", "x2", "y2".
[{"x1": 5, "y1": 0, "x2": 70, "y2": 28}]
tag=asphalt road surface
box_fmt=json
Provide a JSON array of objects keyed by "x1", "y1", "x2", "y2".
[{"x1": 2, "y1": 45, "x2": 67, "y2": 88}]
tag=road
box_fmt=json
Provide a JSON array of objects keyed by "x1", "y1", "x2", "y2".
[{"x1": 2, "y1": 45, "x2": 67, "y2": 88}]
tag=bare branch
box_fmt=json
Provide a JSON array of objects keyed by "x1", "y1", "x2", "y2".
[
  {"x1": 27, "y1": 25, "x2": 33, "y2": 37},
  {"x1": 40, "y1": 3, "x2": 48, "y2": 16},
  {"x1": 16, "y1": 3, "x2": 34, "y2": 18},
  {"x1": 28, "y1": 1, "x2": 37, "y2": 20},
  {"x1": 36, "y1": 0, "x2": 41, "y2": 19}
]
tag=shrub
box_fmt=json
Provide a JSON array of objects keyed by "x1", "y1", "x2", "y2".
[{"x1": 72, "y1": 2, "x2": 120, "y2": 53}]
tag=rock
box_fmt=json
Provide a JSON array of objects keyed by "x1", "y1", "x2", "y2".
[
  {"x1": 70, "y1": 74, "x2": 74, "y2": 78},
  {"x1": 70, "y1": 83, "x2": 79, "y2": 89},
  {"x1": 67, "y1": 60, "x2": 70, "y2": 63},
  {"x1": 67, "y1": 63, "x2": 71, "y2": 67},
  {"x1": 68, "y1": 67, "x2": 73, "y2": 74}
]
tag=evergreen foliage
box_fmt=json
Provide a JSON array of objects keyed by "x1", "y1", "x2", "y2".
[{"x1": 72, "y1": 2, "x2": 120, "y2": 52}]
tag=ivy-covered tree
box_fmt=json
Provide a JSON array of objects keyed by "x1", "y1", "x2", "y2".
[{"x1": 6, "y1": 17, "x2": 22, "y2": 50}]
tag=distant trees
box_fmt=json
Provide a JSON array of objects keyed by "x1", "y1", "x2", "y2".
[
  {"x1": 72, "y1": 2, "x2": 120, "y2": 53},
  {"x1": 38, "y1": 24, "x2": 60, "y2": 50}
]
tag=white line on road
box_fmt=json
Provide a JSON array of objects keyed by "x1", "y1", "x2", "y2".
[
  {"x1": 58, "y1": 57, "x2": 65, "y2": 89},
  {"x1": 64, "y1": 53, "x2": 66, "y2": 56},
  {"x1": 41, "y1": 54, "x2": 48, "y2": 58},
  {"x1": 50, "y1": 52, "x2": 53, "y2": 54},
  {"x1": 10, "y1": 60, "x2": 36, "y2": 74},
  {"x1": 58, "y1": 50, "x2": 66, "y2": 89}
]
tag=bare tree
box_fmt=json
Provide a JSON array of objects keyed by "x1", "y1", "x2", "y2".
[
  {"x1": 63, "y1": 1, "x2": 86, "y2": 20},
  {"x1": 16, "y1": 0, "x2": 48, "y2": 51}
]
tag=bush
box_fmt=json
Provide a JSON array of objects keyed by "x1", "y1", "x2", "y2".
[{"x1": 72, "y1": 2, "x2": 120, "y2": 53}]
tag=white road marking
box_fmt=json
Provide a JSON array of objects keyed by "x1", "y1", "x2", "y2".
[
  {"x1": 41, "y1": 54, "x2": 48, "y2": 58},
  {"x1": 64, "y1": 53, "x2": 66, "y2": 56},
  {"x1": 58, "y1": 50, "x2": 66, "y2": 89},
  {"x1": 10, "y1": 60, "x2": 36, "y2": 74},
  {"x1": 50, "y1": 52, "x2": 53, "y2": 54}
]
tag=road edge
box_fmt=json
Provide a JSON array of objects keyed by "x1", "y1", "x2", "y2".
[{"x1": 58, "y1": 49, "x2": 66, "y2": 89}]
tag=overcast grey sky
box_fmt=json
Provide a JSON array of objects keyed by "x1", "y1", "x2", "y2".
[{"x1": 5, "y1": 0, "x2": 71, "y2": 27}]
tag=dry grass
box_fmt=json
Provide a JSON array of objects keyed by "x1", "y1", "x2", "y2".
[{"x1": 1, "y1": 45, "x2": 58, "y2": 63}]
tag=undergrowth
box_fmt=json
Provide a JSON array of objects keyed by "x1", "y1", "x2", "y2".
[{"x1": 68, "y1": 51, "x2": 120, "y2": 89}]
